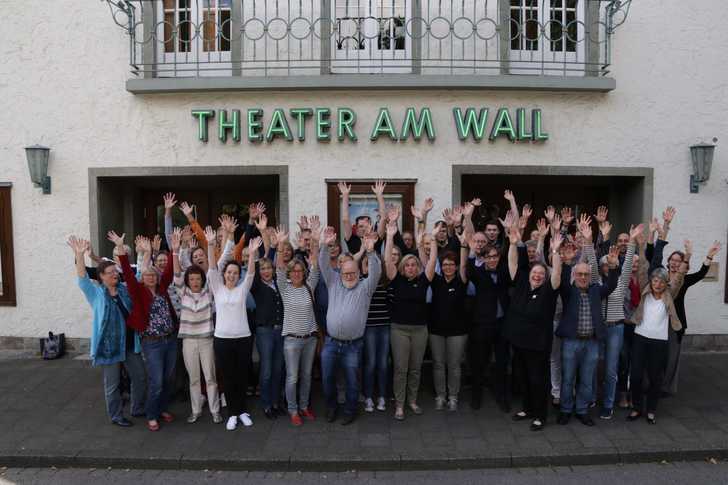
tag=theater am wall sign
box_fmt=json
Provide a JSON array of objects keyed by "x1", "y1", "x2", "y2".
[{"x1": 191, "y1": 107, "x2": 549, "y2": 144}]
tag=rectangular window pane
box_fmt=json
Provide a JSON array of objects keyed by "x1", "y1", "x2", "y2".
[
  {"x1": 525, "y1": 5, "x2": 538, "y2": 51},
  {"x1": 179, "y1": 10, "x2": 191, "y2": 52},
  {"x1": 163, "y1": 0, "x2": 175, "y2": 9},
  {"x1": 164, "y1": 12, "x2": 174, "y2": 52},
  {"x1": 550, "y1": 9, "x2": 563, "y2": 52},
  {"x1": 510, "y1": 7, "x2": 521, "y2": 50},
  {"x1": 566, "y1": 9, "x2": 576, "y2": 52},
  {"x1": 220, "y1": 10, "x2": 231, "y2": 52},
  {"x1": 203, "y1": 10, "x2": 216, "y2": 51}
]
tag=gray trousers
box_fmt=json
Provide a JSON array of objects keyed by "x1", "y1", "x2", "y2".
[
  {"x1": 390, "y1": 324, "x2": 428, "y2": 407},
  {"x1": 662, "y1": 327, "x2": 681, "y2": 395},
  {"x1": 429, "y1": 334, "x2": 468, "y2": 400}
]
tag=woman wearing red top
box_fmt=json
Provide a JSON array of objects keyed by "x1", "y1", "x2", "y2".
[{"x1": 109, "y1": 231, "x2": 177, "y2": 432}]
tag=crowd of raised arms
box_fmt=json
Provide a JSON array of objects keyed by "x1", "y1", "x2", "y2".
[{"x1": 68, "y1": 182, "x2": 722, "y2": 433}]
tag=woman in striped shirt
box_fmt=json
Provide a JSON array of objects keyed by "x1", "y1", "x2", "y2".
[
  {"x1": 274, "y1": 224, "x2": 321, "y2": 426},
  {"x1": 170, "y1": 229, "x2": 222, "y2": 425},
  {"x1": 205, "y1": 226, "x2": 262, "y2": 431}
]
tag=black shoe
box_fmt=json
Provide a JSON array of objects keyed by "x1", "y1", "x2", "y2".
[
  {"x1": 557, "y1": 412, "x2": 571, "y2": 425},
  {"x1": 551, "y1": 398, "x2": 560, "y2": 408},
  {"x1": 326, "y1": 408, "x2": 338, "y2": 423},
  {"x1": 341, "y1": 414, "x2": 357, "y2": 426},
  {"x1": 626, "y1": 410, "x2": 642, "y2": 422},
  {"x1": 274, "y1": 407, "x2": 287, "y2": 417},
  {"x1": 131, "y1": 412, "x2": 145, "y2": 418},
  {"x1": 112, "y1": 417, "x2": 133, "y2": 427},
  {"x1": 576, "y1": 414, "x2": 595, "y2": 427},
  {"x1": 264, "y1": 408, "x2": 277, "y2": 420},
  {"x1": 511, "y1": 411, "x2": 529, "y2": 422},
  {"x1": 530, "y1": 419, "x2": 545, "y2": 432}
]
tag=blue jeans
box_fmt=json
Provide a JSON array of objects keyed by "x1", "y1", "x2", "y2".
[
  {"x1": 321, "y1": 336, "x2": 364, "y2": 416},
  {"x1": 363, "y1": 326, "x2": 390, "y2": 400},
  {"x1": 602, "y1": 323, "x2": 624, "y2": 410},
  {"x1": 560, "y1": 338, "x2": 600, "y2": 415},
  {"x1": 141, "y1": 336, "x2": 177, "y2": 421},
  {"x1": 101, "y1": 351, "x2": 146, "y2": 421},
  {"x1": 256, "y1": 325, "x2": 284, "y2": 410}
]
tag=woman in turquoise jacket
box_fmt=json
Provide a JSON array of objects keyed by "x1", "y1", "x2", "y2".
[{"x1": 70, "y1": 236, "x2": 146, "y2": 427}]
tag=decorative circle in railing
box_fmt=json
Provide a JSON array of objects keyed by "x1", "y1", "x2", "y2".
[
  {"x1": 404, "y1": 16, "x2": 428, "y2": 40},
  {"x1": 428, "y1": 16, "x2": 451, "y2": 40},
  {"x1": 452, "y1": 17, "x2": 475, "y2": 40},
  {"x1": 289, "y1": 16, "x2": 312, "y2": 40},
  {"x1": 242, "y1": 17, "x2": 266, "y2": 41},
  {"x1": 474, "y1": 17, "x2": 498, "y2": 41},
  {"x1": 266, "y1": 17, "x2": 289, "y2": 41}
]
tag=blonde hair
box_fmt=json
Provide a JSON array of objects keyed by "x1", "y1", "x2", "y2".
[
  {"x1": 398, "y1": 254, "x2": 422, "y2": 274},
  {"x1": 286, "y1": 258, "x2": 307, "y2": 278}
]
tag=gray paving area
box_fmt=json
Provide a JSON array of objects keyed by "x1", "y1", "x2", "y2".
[
  {"x1": 2, "y1": 461, "x2": 728, "y2": 485},
  {"x1": 1, "y1": 354, "x2": 728, "y2": 471}
]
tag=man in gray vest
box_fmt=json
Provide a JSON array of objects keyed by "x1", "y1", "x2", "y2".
[{"x1": 319, "y1": 227, "x2": 382, "y2": 425}]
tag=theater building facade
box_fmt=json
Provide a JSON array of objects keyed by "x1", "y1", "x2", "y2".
[{"x1": 1, "y1": 0, "x2": 727, "y2": 351}]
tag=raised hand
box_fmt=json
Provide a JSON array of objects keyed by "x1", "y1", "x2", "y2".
[
  {"x1": 648, "y1": 217, "x2": 661, "y2": 235},
  {"x1": 179, "y1": 201, "x2": 194, "y2": 218},
  {"x1": 204, "y1": 226, "x2": 216, "y2": 244},
  {"x1": 423, "y1": 198, "x2": 434, "y2": 214},
  {"x1": 629, "y1": 223, "x2": 645, "y2": 242},
  {"x1": 107, "y1": 230, "x2": 125, "y2": 247},
  {"x1": 140, "y1": 236, "x2": 152, "y2": 254},
  {"x1": 607, "y1": 245, "x2": 619, "y2": 266},
  {"x1": 503, "y1": 189, "x2": 515, "y2": 203},
  {"x1": 386, "y1": 221, "x2": 398, "y2": 238},
  {"x1": 536, "y1": 218, "x2": 549, "y2": 239},
  {"x1": 498, "y1": 210, "x2": 517, "y2": 230},
  {"x1": 134, "y1": 235, "x2": 145, "y2": 253},
  {"x1": 297, "y1": 215, "x2": 310, "y2": 232},
  {"x1": 170, "y1": 227, "x2": 182, "y2": 251},
  {"x1": 181, "y1": 225, "x2": 193, "y2": 244},
  {"x1": 599, "y1": 220, "x2": 612, "y2": 239},
  {"x1": 363, "y1": 231, "x2": 378, "y2": 252},
  {"x1": 309, "y1": 215, "x2": 321, "y2": 236},
  {"x1": 577, "y1": 213, "x2": 593, "y2": 242},
  {"x1": 163, "y1": 192, "x2": 177, "y2": 210},
  {"x1": 462, "y1": 201, "x2": 475, "y2": 217},
  {"x1": 708, "y1": 241, "x2": 722, "y2": 259},
  {"x1": 248, "y1": 236, "x2": 262, "y2": 253},
  {"x1": 219, "y1": 214, "x2": 239, "y2": 235},
  {"x1": 273, "y1": 226, "x2": 289, "y2": 244},
  {"x1": 411, "y1": 205, "x2": 424, "y2": 220},
  {"x1": 551, "y1": 232, "x2": 563, "y2": 252},
  {"x1": 470, "y1": 198, "x2": 482, "y2": 207},
  {"x1": 337, "y1": 181, "x2": 351, "y2": 196},
  {"x1": 323, "y1": 226, "x2": 337, "y2": 246},
  {"x1": 561, "y1": 206, "x2": 574, "y2": 225},
  {"x1": 521, "y1": 204, "x2": 532, "y2": 222},
  {"x1": 544, "y1": 205, "x2": 556, "y2": 223},
  {"x1": 551, "y1": 213, "x2": 562, "y2": 235},
  {"x1": 662, "y1": 206, "x2": 676, "y2": 225},
  {"x1": 594, "y1": 205, "x2": 608, "y2": 223},
  {"x1": 450, "y1": 205, "x2": 463, "y2": 225},
  {"x1": 67, "y1": 236, "x2": 86, "y2": 255},
  {"x1": 152, "y1": 234, "x2": 162, "y2": 253},
  {"x1": 507, "y1": 225, "x2": 521, "y2": 245},
  {"x1": 255, "y1": 213, "x2": 268, "y2": 233},
  {"x1": 371, "y1": 179, "x2": 386, "y2": 196},
  {"x1": 386, "y1": 204, "x2": 400, "y2": 223},
  {"x1": 684, "y1": 239, "x2": 693, "y2": 255}
]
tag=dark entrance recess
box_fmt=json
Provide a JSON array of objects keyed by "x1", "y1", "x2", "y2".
[
  {"x1": 460, "y1": 173, "x2": 646, "y2": 238},
  {"x1": 96, "y1": 174, "x2": 279, "y2": 255}
]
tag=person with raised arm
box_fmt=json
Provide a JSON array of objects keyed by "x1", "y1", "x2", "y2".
[
  {"x1": 597, "y1": 223, "x2": 643, "y2": 420},
  {"x1": 626, "y1": 236, "x2": 688, "y2": 424},
  {"x1": 206, "y1": 226, "x2": 261, "y2": 431},
  {"x1": 110, "y1": 230, "x2": 177, "y2": 432},
  {"x1": 275, "y1": 223, "x2": 321, "y2": 426},
  {"x1": 503, "y1": 222, "x2": 563, "y2": 431},
  {"x1": 426, "y1": 225, "x2": 470, "y2": 412},
  {"x1": 384, "y1": 215, "x2": 432, "y2": 420},
  {"x1": 169, "y1": 228, "x2": 222, "y2": 425},
  {"x1": 69, "y1": 236, "x2": 145, "y2": 427},
  {"x1": 318, "y1": 227, "x2": 381, "y2": 425},
  {"x1": 338, "y1": 180, "x2": 384, "y2": 255},
  {"x1": 555, "y1": 215, "x2": 618, "y2": 427}
]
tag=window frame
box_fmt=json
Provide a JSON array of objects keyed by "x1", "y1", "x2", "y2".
[{"x1": 0, "y1": 183, "x2": 17, "y2": 306}]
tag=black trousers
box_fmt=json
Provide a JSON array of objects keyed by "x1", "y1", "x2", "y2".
[
  {"x1": 513, "y1": 346, "x2": 550, "y2": 421},
  {"x1": 617, "y1": 323, "x2": 635, "y2": 394},
  {"x1": 630, "y1": 334, "x2": 668, "y2": 413},
  {"x1": 469, "y1": 320, "x2": 510, "y2": 404},
  {"x1": 214, "y1": 336, "x2": 253, "y2": 417}
]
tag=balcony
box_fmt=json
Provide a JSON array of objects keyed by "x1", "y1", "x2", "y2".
[{"x1": 103, "y1": 0, "x2": 631, "y2": 93}]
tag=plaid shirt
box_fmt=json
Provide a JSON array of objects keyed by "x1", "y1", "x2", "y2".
[{"x1": 576, "y1": 291, "x2": 594, "y2": 338}]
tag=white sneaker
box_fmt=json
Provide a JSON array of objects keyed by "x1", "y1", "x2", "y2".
[
  {"x1": 239, "y1": 413, "x2": 253, "y2": 427},
  {"x1": 376, "y1": 397, "x2": 386, "y2": 412},
  {"x1": 447, "y1": 398, "x2": 458, "y2": 412},
  {"x1": 435, "y1": 396, "x2": 446, "y2": 411},
  {"x1": 225, "y1": 416, "x2": 237, "y2": 431},
  {"x1": 364, "y1": 398, "x2": 375, "y2": 413}
]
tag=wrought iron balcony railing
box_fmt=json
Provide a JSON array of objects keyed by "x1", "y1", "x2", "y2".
[{"x1": 103, "y1": 0, "x2": 631, "y2": 90}]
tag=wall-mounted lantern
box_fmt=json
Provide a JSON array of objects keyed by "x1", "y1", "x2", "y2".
[
  {"x1": 24, "y1": 145, "x2": 51, "y2": 194},
  {"x1": 689, "y1": 142, "x2": 716, "y2": 193}
]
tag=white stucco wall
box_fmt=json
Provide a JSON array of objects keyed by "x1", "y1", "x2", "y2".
[{"x1": 1, "y1": 0, "x2": 727, "y2": 339}]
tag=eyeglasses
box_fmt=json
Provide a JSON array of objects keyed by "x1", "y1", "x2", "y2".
[
  {"x1": 574, "y1": 272, "x2": 590, "y2": 277},
  {"x1": 290, "y1": 269, "x2": 304, "y2": 274},
  {"x1": 341, "y1": 272, "x2": 358, "y2": 277}
]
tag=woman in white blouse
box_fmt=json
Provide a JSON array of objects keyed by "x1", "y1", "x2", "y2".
[
  {"x1": 205, "y1": 226, "x2": 262, "y2": 431},
  {"x1": 627, "y1": 238, "x2": 687, "y2": 425}
]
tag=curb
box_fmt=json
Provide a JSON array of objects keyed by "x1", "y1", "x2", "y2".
[{"x1": 2, "y1": 447, "x2": 728, "y2": 471}]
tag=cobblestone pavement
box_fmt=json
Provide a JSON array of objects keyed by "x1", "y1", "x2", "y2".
[{"x1": 1, "y1": 353, "x2": 728, "y2": 471}]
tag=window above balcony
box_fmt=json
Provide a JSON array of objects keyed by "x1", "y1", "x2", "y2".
[{"x1": 103, "y1": 0, "x2": 632, "y2": 93}]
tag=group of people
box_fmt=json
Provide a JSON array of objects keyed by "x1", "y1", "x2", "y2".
[{"x1": 69, "y1": 183, "x2": 721, "y2": 433}]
